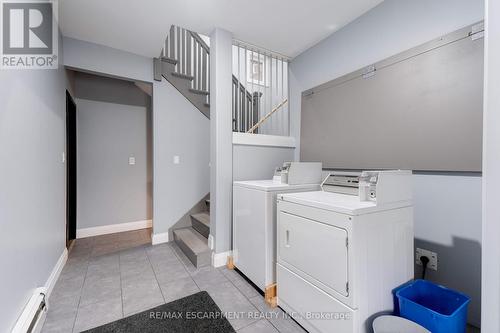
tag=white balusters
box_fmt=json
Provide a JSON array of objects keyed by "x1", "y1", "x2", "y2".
[{"x1": 231, "y1": 42, "x2": 289, "y2": 136}]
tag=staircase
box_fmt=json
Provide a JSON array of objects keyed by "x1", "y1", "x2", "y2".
[
  {"x1": 172, "y1": 199, "x2": 211, "y2": 268},
  {"x1": 154, "y1": 25, "x2": 261, "y2": 124},
  {"x1": 154, "y1": 26, "x2": 210, "y2": 118},
  {"x1": 153, "y1": 26, "x2": 260, "y2": 268}
]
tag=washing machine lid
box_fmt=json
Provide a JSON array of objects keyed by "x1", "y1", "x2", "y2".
[
  {"x1": 233, "y1": 180, "x2": 319, "y2": 192},
  {"x1": 280, "y1": 191, "x2": 411, "y2": 215}
]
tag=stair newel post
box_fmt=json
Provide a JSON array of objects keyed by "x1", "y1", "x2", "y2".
[
  {"x1": 176, "y1": 26, "x2": 181, "y2": 73},
  {"x1": 169, "y1": 26, "x2": 175, "y2": 59},
  {"x1": 232, "y1": 82, "x2": 236, "y2": 131},
  {"x1": 181, "y1": 28, "x2": 185, "y2": 75},
  {"x1": 207, "y1": 50, "x2": 210, "y2": 107},
  {"x1": 202, "y1": 49, "x2": 207, "y2": 93},
  {"x1": 162, "y1": 36, "x2": 166, "y2": 58},
  {"x1": 187, "y1": 32, "x2": 192, "y2": 79},
  {"x1": 244, "y1": 45, "x2": 248, "y2": 132},
  {"x1": 252, "y1": 92, "x2": 261, "y2": 134},
  {"x1": 193, "y1": 42, "x2": 198, "y2": 90},
  {"x1": 197, "y1": 43, "x2": 202, "y2": 91},
  {"x1": 249, "y1": 48, "x2": 253, "y2": 131}
]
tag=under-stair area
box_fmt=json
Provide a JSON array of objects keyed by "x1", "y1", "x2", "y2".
[
  {"x1": 153, "y1": 25, "x2": 264, "y2": 268},
  {"x1": 153, "y1": 25, "x2": 289, "y2": 268}
]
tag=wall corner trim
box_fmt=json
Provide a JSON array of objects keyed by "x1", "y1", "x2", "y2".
[
  {"x1": 46, "y1": 248, "x2": 68, "y2": 299},
  {"x1": 233, "y1": 132, "x2": 296, "y2": 148},
  {"x1": 211, "y1": 250, "x2": 232, "y2": 268},
  {"x1": 208, "y1": 234, "x2": 215, "y2": 250},
  {"x1": 76, "y1": 220, "x2": 153, "y2": 238},
  {"x1": 151, "y1": 232, "x2": 169, "y2": 245}
]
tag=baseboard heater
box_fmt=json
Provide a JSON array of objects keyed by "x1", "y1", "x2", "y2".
[{"x1": 12, "y1": 288, "x2": 48, "y2": 333}]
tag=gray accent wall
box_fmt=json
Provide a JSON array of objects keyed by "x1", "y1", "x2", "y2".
[
  {"x1": 290, "y1": 0, "x2": 484, "y2": 326},
  {"x1": 233, "y1": 145, "x2": 295, "y2": 181},
  {"x1": 0, "y1": 33, "x2": 67, "y2": 331},
  {"x1": 153, "y1": 79, "x2": 210, "y2": 236},
  {"x1": 76, "y1": 98, "x2": 152, "y2": 229}
]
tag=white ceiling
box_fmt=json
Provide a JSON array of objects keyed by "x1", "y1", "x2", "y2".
[{"x1": 59, "y1": 0, "x2": 383, "y2": 58}]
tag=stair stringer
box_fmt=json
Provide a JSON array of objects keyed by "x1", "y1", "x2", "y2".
[
  {"x1": 168, "y1": 193, "x2": 210, "y2": 241},
  {"x1": 154, "y1": 58, "x2": 210, "y2": 119}
]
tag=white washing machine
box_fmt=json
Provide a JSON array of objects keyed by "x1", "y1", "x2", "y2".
[
  {"x1": 233, "y1": 179, "x2": 320, "y2": 292},
  {"x1": 276, "y1": 170, "x2": 414, "y2": 333}
]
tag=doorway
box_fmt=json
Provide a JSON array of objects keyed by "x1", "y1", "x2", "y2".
[{"x1": 66, "y1": 90, "x2": 77, "y2": 247}]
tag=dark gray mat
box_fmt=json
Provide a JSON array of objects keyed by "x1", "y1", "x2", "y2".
[{"x1": 82, "y1": 291, "x2": 235, "y2": 333}]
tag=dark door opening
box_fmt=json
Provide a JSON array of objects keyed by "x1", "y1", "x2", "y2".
[{"x1": 66, "y1": 91, "x2": 77, "y2": 247}]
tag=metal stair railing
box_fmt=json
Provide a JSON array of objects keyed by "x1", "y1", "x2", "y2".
[
  {"x1": 161, "y1": 26, "x2": 210, "y2": 105},
  {"x1": 158, "y1": 25, "x2": 265, "y2": 130}
]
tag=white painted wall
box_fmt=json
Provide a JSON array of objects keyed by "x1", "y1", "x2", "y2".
[
  {"x1": 152, "y1": 79, "x2": 210, "y2": 237},
  {"x1": 0, "y1": 34, "x2": 67, "y2": 331},
  {"x1": 482, "y1": 0, "x2": 500, "y2": 331},
  {"x1": 290, "y1": 0, "x2": 484, "y2": 326}
]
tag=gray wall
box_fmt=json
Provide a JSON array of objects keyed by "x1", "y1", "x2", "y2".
[
  {"x1": 75, "y1": 95, "x2": 151, "y2": 229},
  {"x1": 153, "y1": 79, "x2": 210, "y2": 236},
  {"x1": 209, "y1": 28, "x2": 234, "y2": 254},
  {"x1": 74, "y1": 71, "x2": 150, "y2": 107},
  {"x1": 233, "y1": 145, "x2": 295, "y2": 181},
  {"x1": 290, "y1": 0, "x2": 484, "y2": 326},
  {"x1": 0, "y1": 34, "x2": 67, "y2": 331},
  {"x1": 63, "y1": 37, "x2": 153, "y2": 83},
  {"x1": 482, "y1": 0, "x2": 500, "y2": 330},
  {"x1": 74, "y1": 72, "x2": 151, "y2": 230},
  {"x1": 63, "y1": 38, "x2": 210, "y2": 241}
]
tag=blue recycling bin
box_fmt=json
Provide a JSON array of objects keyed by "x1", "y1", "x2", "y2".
[{"x1": 395, "y1": 279, "x2": 470, "y2": 333}]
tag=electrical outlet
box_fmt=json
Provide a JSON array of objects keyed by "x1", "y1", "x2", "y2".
[{"x1": 416, "y1": 248, "x2": 438, "y2": 271}]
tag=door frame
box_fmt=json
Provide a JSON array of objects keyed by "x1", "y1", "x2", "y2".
[{"x1": 66, "y1": 90, "x2": 77, "y2": 247}]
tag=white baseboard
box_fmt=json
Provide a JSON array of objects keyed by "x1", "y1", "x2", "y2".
[
  {"x1": 17, "y1": 248, "x2": 68, "y2": 333},
  {"x1": 76, "y1": 220, "x2": 152, "y2": 238},
  {"x1": 45, "y1": 248, "x2": 68, "y2": 298},
  {"x1": 152, "y1": 232, "x2": 169, "y2": 245},
  {"x1": 212, "y1": 250, "x2": 232, "y2": 268}
]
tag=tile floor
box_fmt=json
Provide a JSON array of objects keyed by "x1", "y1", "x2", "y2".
[{"x1": 42, "y1": 228, "x2": 306, "y2": 333}]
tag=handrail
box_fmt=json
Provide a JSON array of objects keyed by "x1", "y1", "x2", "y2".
[
  {"x1": 189, "y1": 31, "x2": 210, "y2": 53},
  {"x1": 247, "y1": 99, "x2": 288, "y2": 134}
]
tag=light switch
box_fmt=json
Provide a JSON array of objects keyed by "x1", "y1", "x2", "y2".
[
  {"x1": 129, "y1": 156, "x2": 136, "y2": 165},
  {"x1": 62, "y1": 152, "x2": 66, "y2": 163},
  {"x1": 173, "y1": 155, "x2": 180, "y2": 164}
]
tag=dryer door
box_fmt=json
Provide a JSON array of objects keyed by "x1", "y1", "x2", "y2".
[{"x1": 278, "y1": 211, "x2": 349, "y2": 297}]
